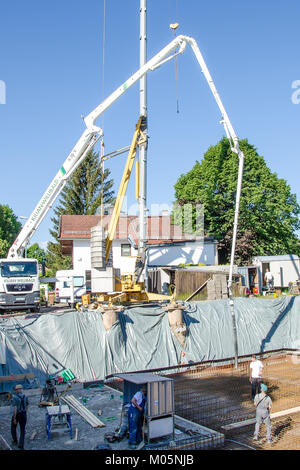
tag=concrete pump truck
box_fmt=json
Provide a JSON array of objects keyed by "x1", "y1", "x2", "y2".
[{"x1": 0, "y1": 34, "x2": 244, "y2": 313}]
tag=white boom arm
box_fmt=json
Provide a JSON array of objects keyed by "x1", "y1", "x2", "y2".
[{"x1": 8, "y1": 33, "x2": 244, "y2": 302}]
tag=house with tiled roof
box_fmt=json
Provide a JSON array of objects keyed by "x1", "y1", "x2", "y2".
[
  {"x1": 59, "y1": 213, "x2": 218, "y2": 270},
  {"x1": 58, "y1": 212, "x2": 218, "y2": 293}
]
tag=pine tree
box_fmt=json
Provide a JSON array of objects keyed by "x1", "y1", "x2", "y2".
[{"x1": 47, "y1": 150, "x2": 114, "y2": 274}]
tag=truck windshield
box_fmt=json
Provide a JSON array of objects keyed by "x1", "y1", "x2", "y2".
[{"x1": 0, "y1": 261, "x2": 38, "y2": 277}]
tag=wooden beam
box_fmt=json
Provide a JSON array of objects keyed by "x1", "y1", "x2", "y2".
[
  {"x1": 62, "y1": 395, "x2": 106, "y2": 428},
  {"x1": 185, "y1": 278, "x2": 211, "y2": 302},
  {"x1": 221, "y1": 406, "x2": 300, "y2": 431},
  {"x1": 0, "y1": 373, "x2": 34, "y2": 383}
]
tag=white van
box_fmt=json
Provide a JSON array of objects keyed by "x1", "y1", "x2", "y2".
[{"x1": 55, "y1": 270, "x2": 90, "y2": 305}]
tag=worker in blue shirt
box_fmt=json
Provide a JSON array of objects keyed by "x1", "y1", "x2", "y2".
[
  {"x1": 128, "y1": 385, "x2": 147, "y2": 447},
  {"x1": 11, "y1": 384, "x2": 29, "y2": 450}
]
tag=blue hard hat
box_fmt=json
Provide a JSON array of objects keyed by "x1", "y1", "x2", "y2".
[{"x1": 261, "y1": 384, "x2": 268, "y2": 392}]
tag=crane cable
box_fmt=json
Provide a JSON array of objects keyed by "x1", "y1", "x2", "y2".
[
  {"x1": 170, "y1": 0, "x2": 180, "y2": 113},
  {"x1": 170, "y1": 22, "x2": 180, "y2": 114}
]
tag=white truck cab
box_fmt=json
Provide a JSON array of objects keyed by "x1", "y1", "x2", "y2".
[{"x1": 0, "y1": 258, "x2": 40, "y2": 312}]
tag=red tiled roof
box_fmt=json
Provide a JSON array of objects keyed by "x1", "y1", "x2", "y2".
[{"x1": 59, "y1": 214, "x2": 189, "y2": 246}]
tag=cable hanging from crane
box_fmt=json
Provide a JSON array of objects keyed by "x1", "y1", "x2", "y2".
[{"x1": 170, "y1": 22, "x2": 180, "y2": 114}]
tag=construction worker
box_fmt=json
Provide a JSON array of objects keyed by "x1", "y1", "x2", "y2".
[
  {"x1": 264, "y1": 269, "x2": 274, "y2": 291},
  {"x1": 249, "y1": 355, "x2": 263, "y2": 400},
  {"x1": 128, "y1": 385, "x2": 147, "y2": 448},
  {"x1": 253, "y1": 383, "x2": 272, "y2": 443},
  {"x1": 11, "y1": 384, "x2": 29, "y2": 450}
]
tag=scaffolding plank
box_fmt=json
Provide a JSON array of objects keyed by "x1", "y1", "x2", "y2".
[
  {"x1": 222, "y1": 406, "x2": 300, "y2": 431},
  {"x1": 62, "y1": 395, "x2": 106, "y2": 428}
]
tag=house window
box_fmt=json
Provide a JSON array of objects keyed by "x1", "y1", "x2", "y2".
[{"x1": 121, "y1": 243, "x2": 131, "y2": 257}]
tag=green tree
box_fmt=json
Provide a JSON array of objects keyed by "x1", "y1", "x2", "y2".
[
  {"x1": 0, "y1": 205, "x2": 22, "y2": 257},
  {"x1": 47, "y1": 149, "x2": 114, "y2": 273},
  {"x1": 27, "y1": 243, "x2": 48, "y2": 275},
  {"x1": 46, "y1": 242, "x2": 74, "y2": 277},
  {"x1": 27, "y1": 243, "x2": 48, "y2": 264},
  {"x1": 174, "y1": 138, "x2": 300, "y2": 265}
]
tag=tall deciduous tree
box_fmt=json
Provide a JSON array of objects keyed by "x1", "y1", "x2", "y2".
[
  {"x1": 174, "y1": 138, "x2": 300, "y2": 265},
  {"x1": 47, "y1": 149, "x2": 114, "y2": 274},
  {"x1": 0, "y1": 205, "x2": 21, "y2": 258}
]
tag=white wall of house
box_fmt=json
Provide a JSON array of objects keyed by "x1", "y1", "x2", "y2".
[
  {"x1": 72, "y1": 238, "x2": 139, "y2": 275},
  {"x1": 70, "y1": 238, "x2": 218, "y2": 275},
  {"x1": 73, "y1": 240, "x2": 91, "y2": 272},
  {"x1": 111, "y1": 239, "x2": 138, "y2": 274},
  {"x1": 147, "y1": 240, "x2": 218, "y2": 267}
]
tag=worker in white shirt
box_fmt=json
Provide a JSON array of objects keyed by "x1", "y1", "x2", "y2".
[
  {"x1": 264, "y1": 269, "x2": 274, "y2": 291},
  {"x1": 250, "y1": 355, "x2": 264, "y2": 400}
]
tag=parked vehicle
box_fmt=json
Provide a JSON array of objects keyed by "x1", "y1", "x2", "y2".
[
  {"x1": 0, "y1": 258, "x2": 40, "y2": 313},
  {"x1": 55, "y1": 270, "x2": 87, "y2": 306}
]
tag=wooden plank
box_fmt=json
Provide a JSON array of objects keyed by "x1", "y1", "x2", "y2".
[
  {"x1": 62, "y1": 395, "x2": 106, "y2": 428},
  {"x1": 0, "y1": 373, "x2": 34, "y2": 383},
  {"x1": 221, "y1": 406, "x2": 300, "y2": 431},
  {"x1": 185, "y1": 278, "x2": 211, "y2": 302}
]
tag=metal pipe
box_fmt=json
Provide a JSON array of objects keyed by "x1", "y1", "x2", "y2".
[{"x1": 138, "y1": 0, "x2": 148, "y2": 277}]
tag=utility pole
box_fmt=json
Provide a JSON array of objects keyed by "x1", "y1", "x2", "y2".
[{"x1": 138, "y1": 0, "x2": 148, "y2": 282}]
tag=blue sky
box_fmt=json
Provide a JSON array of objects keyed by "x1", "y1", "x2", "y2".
[{"x1": 0, "y1": 0, "x2": 299, "y2": 249}]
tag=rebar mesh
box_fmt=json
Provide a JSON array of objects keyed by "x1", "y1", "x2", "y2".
[{"x1": 108, "y1": 350, "x2": 300, "y2": 450}]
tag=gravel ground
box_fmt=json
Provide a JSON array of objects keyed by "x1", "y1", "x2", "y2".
[{"x1": 0, "y1": 381, "x2": 127, "y2": 451}]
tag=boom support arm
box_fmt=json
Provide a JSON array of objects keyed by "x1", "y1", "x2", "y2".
[
  {"x1": 8, "y1": 130, "x2": 101, "y2": 258},
  {"x1": 8, "y1": 33, "x2": 244, "y2": 286}
]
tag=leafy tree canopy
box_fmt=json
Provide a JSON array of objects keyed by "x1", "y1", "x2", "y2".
[
  {"x1": 27, "y1": 243, "x2": 48, "y2": 265},
  {"x1": 0, "y1": 205, "x2": 22, "y2": 258},
  {"x1": 46, "y1": 242, "x2": 73, "y2": 277},
  {"x1": 174, "y1": 138, "x2": 300, "y2": 265}
]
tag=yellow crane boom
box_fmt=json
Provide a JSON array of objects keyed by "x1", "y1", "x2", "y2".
[{"x1": 104, "y1": 116, "x2": 146, "y2": 264}]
